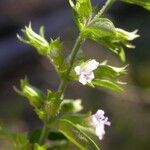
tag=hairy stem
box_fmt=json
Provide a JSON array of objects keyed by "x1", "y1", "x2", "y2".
[
  {"x1": 91, "y1": 0, "x2": 116, "y2": 23},
  {"x1": 58, "y1": 35, "x2": 83, "y2": 95}
]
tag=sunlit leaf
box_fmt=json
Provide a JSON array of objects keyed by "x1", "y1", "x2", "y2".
[
  {"x1": 34, "y1": 143, "x2": 48, "y2": 150},
  {"x1": 121, "y1": 0, "x2": 150, "y2": 10},
  {"x1": 94, "y1": 62, "x2": 127, "y2": 79},
  {"x1": 92, "y1": 79, "x2": 124, "y2": 92},
  {"x1": 69, "y1": 0, "x2": 92, "y2": 29},
  {"x1": 59, "y1": 119, "x2": 100, "y2": 150}
]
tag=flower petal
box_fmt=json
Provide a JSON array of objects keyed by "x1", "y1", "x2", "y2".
[
  {"x1": 95, "y1": 124, "x2": 105, "y2": 140},
  {"x1": 74, "y1": 66, "x2": 81, "y2": 75},
  {"x1": 86, "y1": 60, "x2": 99, "y2": 71},
  {"x1": 79, "y1": 74, "x2": 87, "y2": 85}
]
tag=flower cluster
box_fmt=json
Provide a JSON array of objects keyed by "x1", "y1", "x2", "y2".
[
  {"x1": 74, "y1": 59, "x2": 99, "y2": 85},
  {"x1": 91, "y1": 109, "x2": 111, "y2": 140}
]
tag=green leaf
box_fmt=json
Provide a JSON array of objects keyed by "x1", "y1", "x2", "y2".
[
  {"x1": 90, "y1": 18, "x2": 116, "y2": 32},
  {"x1": 121, "y1": 0, "x2": 150, "y2": 10},
  {"x1": 92, "y1": 79, "x2": 124, "y2": 92},
  {"x1": 81, "y1": 18, "x2": 139, "y2": 61},
  {"x1": 94, "y1": 62, "x2": 127, "y2": 79},
  {"x1": 59, "y1": 119, "x2": 100, "y2": 150},
  {"x1": 69, "y1": 0, "x2": 92, "y2": 29},
  {"x1": 34, "y1": 144, "x2": 48, "y2": 150},
  {"x1": 0, "y1": 124, "x2": 31, "y2": 149},
  {"x1": 60, "y1": 113, "x2": 90, "y2": 126},
  {"x1": 44, "y1": 91, "x2": 61, "y2": 117},
  {"x1": 48, "y1": 131, "x2": 67, "y2": 141},
  {"x1": 47, "y1": 38, "x2": 64, "y2": 71},
  {"x1": 14, "y1": 133, "x2": 31, "y2": 150},
  {"x1": 30, "y1": 129, "x2": 41, "y2": 143},
  {"x1": 35, "y1": 91, "x2": 61, "y2": 122},
  {"x1": 0, "y1": 124, "x2": 14, "y2": 141}
]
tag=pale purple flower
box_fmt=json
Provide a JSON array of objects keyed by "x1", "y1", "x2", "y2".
[
  {"x1": 74, "y1": 59, "x2": 99, "y2": 85},
  {"x1": 91, "y1": 109, "x2": 111, "y2": 140}
]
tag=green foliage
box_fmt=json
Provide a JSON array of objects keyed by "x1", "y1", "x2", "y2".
[
  {"x1": 17, "y1": 24, "x2": 65, "y2": 75},
  {"x1": 48, "y1": 131, "x2": 67, "y2": 141},
  {"x1": 92, "y1": 79, "x2": 124, "y2": 92},
  {"x1": 17, "y1": 23, "x2": 50, "y2": 55},
  {"x1": 94, "y1": 61, "x2": 127, "y2": 79},
  {"x1": 47, "y1": 38, "x2": 65, "y2": 72},
  {"x1": 14, "y1": 133, "x2": 31, "y2": 150},
  {"x1": 35, "y1": 90, "x2": 61, "y2": 123},
  {"x1": 69, "y1": 0, "x2": 92, "y2": 29},
  {"x1": 81, "y1": 18, "x2": 139, "y2": 61},
  {"x1": 92, "y1": 61, "x2": 127, "y2": 91},
  {"x1": 0, "y1": 124, "x2": 31, "y2": 150},
  {"x1": 121, "y1": 0, "x2": 150, "y2": 10},
  {"x1": 34, "y1": 144, "x2": 48, "y2": 150},
  {"x1": 59, "y1": 119, "x2": 100, "y2": 150}
]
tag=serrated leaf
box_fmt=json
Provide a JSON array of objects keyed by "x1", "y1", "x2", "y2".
[
  {"x1": 44, "y1": 91, "x2": 61, "y2": 117},
  {"x1": 48, "y1": 38, "x2": 64, "y2": 70},
  {"x1": 121, "y1": 0, "x2": 150, "y2": 10},
  {"x1": 59, "y1": 119, "x2": 100, "y2": 150},
  {"x1": 92, "y1": 79, "x2": 124, "y2": 92},
  {"x1": 90, "y1": 18, "x2": 115, "y2": 32}
]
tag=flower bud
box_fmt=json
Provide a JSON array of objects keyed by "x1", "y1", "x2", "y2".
[
  {"x1": 17, "y1": 78, "x2": 45, "y2": 108},
  {"x1": 17, "y1": 23, "x2": 50, "y2": 55}
]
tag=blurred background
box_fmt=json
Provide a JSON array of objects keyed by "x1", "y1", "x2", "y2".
[{"x1": 0, "y1": 0, "x2": 150, "y2": 149}]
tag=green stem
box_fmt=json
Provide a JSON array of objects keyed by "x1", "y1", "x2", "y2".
[
  {"x1": 58, "y1": 35, "x2": 83, "y2": 95},
  {"x1": 91, "y1": 0, "x2": 116, "y2": 24},
  {"x1": 38, "y1": 125, "x2": 49, "y2": 145}
]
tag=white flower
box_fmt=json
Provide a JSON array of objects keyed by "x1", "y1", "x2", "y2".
[
  {"x1": 91, "y1": 109, "x2": 111, "y2": 140},
  {"x1": 74, "y1": 59, "x2": 99, "y2": 85}
]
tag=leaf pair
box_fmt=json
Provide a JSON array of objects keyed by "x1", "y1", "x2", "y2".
[{"x1": 81, "y1": 18, "x2": 139, "y2": 62}]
